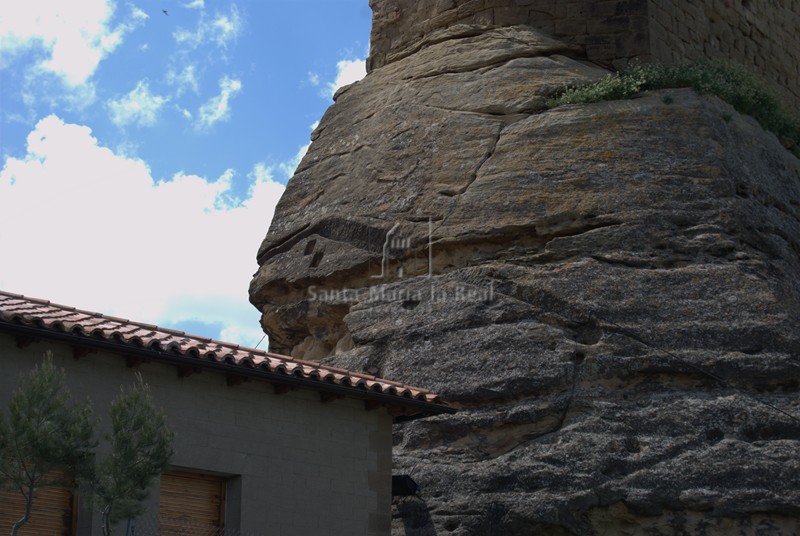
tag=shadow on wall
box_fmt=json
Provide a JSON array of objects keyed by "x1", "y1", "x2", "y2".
[{"x1": 394, "y1": 496, "x2": 438, "y2": 536}]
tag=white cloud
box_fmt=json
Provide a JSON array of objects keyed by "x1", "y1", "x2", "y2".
[
  {"x1": 114, "y1": 139, "x2": 140, "y2": 158},
  {"x1": 308, "y1": 72, "x2": 320, "y2": 86},
  {"x1": 174, "y1": 4, "x2": 242, "y2": 49},
  {"x1": 277, "y1": 143, "x2": 310, "y2": 179},
  {"x1": 326, "y1": 59, "x2": 366, "y2": 98},
  {"x1": 0, "y1": 1, "x2": 147, "y2": 86},
  {"x1": 178, "y1": 106, "x2": 193, "y2": 120},
  {"x1": 130, "y1": 6, "x2": 149, "y2": 22},
  {"x1": 22, "y1": 71, "x2": 99, "y2": 111},
  {"x1": 196, "y1": 76, "x2": 242, "y2": 130},
  {"x1": 0, "y1": 115, "x2": 286, "y2": 347},
  {"x1": 182, "y1": 0, "x2": 205, "y2": 9},
  {"x1": 260, "y1": 120, "x2": 319, "y2": 180},
  {"x1": 166, "y1": 64, "x2": 200, "y2": 95},
  {"x1": 108, "y1": 81, "x2": 168, "y2": 127}
]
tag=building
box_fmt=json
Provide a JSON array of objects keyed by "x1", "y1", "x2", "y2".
[{"x1": 0, "y1": 290, "x2": 454, "y2": 536}]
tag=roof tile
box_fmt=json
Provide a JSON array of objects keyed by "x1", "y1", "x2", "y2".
[{"x1": 0, "y1": 290, "x2": 451, "y2": 412}]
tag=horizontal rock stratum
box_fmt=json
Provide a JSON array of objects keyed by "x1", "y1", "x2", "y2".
[{"x1": 250, "y1": 5, "x2": 800, "y2": 536}]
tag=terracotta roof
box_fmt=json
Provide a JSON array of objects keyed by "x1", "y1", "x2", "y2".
[{"x1": 0, "y1": 290, "x2": 453, "y2": 416}]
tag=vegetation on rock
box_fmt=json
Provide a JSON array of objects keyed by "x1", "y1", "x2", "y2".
[{"x1": 547, "y1": 61, "x2": 800, "y2": 157}]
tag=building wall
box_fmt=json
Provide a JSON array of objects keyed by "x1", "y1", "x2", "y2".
[
  {"x1": 0, "y1": 333, "x2": 392, "y2": 536},
  {"x1": 368, "y1": 0, "x2": 798, "y2": 110},
  {"x1": 648, "y1": 0, "x2": 800, "y2": 111}
]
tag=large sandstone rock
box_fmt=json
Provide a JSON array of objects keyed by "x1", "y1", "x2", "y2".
[{"x1": 249, "y1": 11, "x2": 800, "y2": 536}]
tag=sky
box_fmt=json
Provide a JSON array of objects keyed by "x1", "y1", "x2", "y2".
[{"x1": 0, "y1": 0, "x2": 370, "y2": 348}]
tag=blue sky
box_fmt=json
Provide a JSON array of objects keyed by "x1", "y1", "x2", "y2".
[{"x1": 0, "y1": 0, "x2": 370, "y2": 347}]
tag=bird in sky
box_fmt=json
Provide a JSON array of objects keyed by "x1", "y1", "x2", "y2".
[{"x1": 162, "y1": 9, "x2": 169, "y2": 15}]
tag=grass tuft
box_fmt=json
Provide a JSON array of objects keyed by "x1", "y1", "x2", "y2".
[{"x1": 546, "y1": 61, "x2": 800, "y2": 157}]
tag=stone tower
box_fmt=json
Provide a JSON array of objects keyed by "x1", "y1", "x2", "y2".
[{"x1": 369, "y1": 0, "x2": 800, "y2": 110}]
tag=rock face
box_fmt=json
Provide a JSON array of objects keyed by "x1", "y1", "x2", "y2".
[{"x1": 249, "y1": 5, "x2": 800, "y2": 536}]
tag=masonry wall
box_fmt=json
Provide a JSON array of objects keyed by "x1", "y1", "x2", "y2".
[
  {"x1": 0, "y1": 333, "x2": 393, "y2": 536},
  {"x1": 368, "y1": 0, "x2": 798, "y2": 111},
  {"x1": 648, "y1": 0, "x2": 800, "y2": 111},
  {"x1": 367, "y1": 0, "x2": 652, "y2": 71}
]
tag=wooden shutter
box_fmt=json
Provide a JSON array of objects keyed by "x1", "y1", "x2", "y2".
[
  {"x1": 0, "y1": 472, "x2": 75, "y2": 535},
  {"x1": 159, "y1": 470, "x2": 225, "y2": 535}
]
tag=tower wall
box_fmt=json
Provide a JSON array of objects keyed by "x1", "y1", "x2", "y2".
[{"x1": 368, "y1": 0, "x2": 800, "y2": 110}]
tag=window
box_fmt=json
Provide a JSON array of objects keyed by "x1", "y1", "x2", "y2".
[
  {"x1": 159, "y1": 470, "x2": 226, "y2": 535},
  {"x1": 0, "y1": 471, "x2": 75, "y2": 535}
]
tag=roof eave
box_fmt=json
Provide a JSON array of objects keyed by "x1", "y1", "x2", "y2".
[{"x1": 0, "y1": 320, "x2": 456, "y2": 417}]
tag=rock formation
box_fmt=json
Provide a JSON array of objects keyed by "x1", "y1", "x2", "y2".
[{"x1": 250, "y1": 1, "x2": 800, "y2": 534}]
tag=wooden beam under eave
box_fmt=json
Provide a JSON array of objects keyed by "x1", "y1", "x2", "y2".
[
  {"x1": 364, "y1": 400, "x2": 384, "y2": 412},
  {"x1": 73, "y1": 346, "x2": 96, "y2": 360},
  {"x1": 273, "y1": 384, "x2": 293, "y2": 395},
  {"x1": 177, "y1": 365, "x2": 201, "y2": 378},
  {"x1": 387, "y1": 406, "x2": 420, "y2": 418},
  {"x1": 320, "y1": 392, "x2": 344, "y2": 404},
  {"x1": 15, "y1": 335, "x2": 37, "y2": 349},
  {"x1": 125, "y1": 355, "x2": 150, "y2": 368},
  {"x1": 226, "y1": 375, "x2": 248, "y2": 387}
]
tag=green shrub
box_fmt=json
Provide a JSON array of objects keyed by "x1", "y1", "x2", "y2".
[{"x1": 546, "y1": 61, "x2": 800, "y2": 157}]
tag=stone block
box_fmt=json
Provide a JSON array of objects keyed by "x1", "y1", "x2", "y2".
[
  {"x1": 589, "y1": 0, "x2": 622, "y2": 18},
  {"x1": 493, "y1": 6, "x2": 530, "y2": 25},
  {"x1": 473, "y1": 8, "x2": 495, "y2": 25},
  {"x1": 616, "y1": 31, "x2": 648, "y2": 57},
  {"x1": 586, "y1": 42, "x2": 618, "y2": 62},
  {"x1": 554, "y1": 1, "x2": 585, "y2": 19},
  {"x1": 554, "y1": 17, "x2": 587, "y2": 36},
  {"x1": 456, "y1": 0, "x2": 485, "y2": 18},
  {"x1": 588, "y1": 14, "x2": 633, "y2": 34},
  {"x1": 517, "y1": 0, "x2": 556, "y2": 10},
  {"x1": 528, "y1": 14, "x2": 555, "y2": 35}
]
